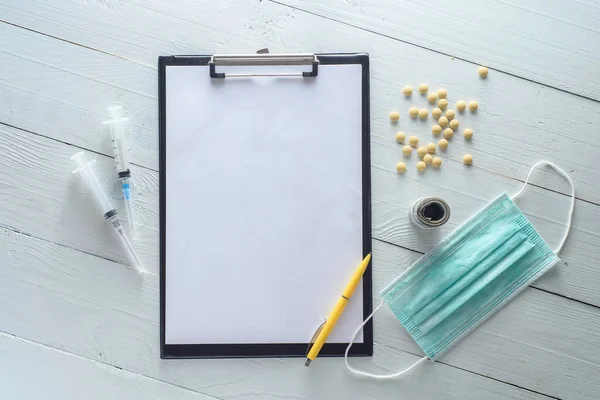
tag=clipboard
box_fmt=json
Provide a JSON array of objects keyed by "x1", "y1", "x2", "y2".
[{"x1": 159, "y1": 53, "x2": 372, "y2": 359}]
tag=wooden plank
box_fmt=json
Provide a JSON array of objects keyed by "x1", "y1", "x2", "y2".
[
  {"x1": 0, "y1": 2, "x2": 596, "y2": 398},
  {"x1": 1, "y1": 3, "x2": 600, "y2": 204},
  {"x1": 0, "y1": 123, "x2": 158, "y2": 270},
  {"x1": 1, "y1": 113, "x2": 598, "y2": 306},
  {"x1": 273, "y1": 0, "x2": 600, "y2": 101},
  {"x1": 0, "y1": 332, "x2": 217, "y2": 400},
  {"x1": 0, "y1": 26, "x2": 158, "y2": 170},
  {"x1": 0, "y1": 229, "x2": 559, "y2": 400}
]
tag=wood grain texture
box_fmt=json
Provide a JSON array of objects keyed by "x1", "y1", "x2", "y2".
[
  {"x1": 1, "y1": 0, "x2": 599, "y2": 398},
  {"x1": 274, "y1": 0, "x2": 600, "y2": 100},
  {"x1": 0, "y1": 21, "x2": 158, "y2": 170},
  {"x1": 1, "y1": 112, "x2": 598, "y2": 308},
  {"x1": 2, "y1": 0, "x2": 600, "y2": 204},
  {"x1": 0, "y1": 332, "x2": 217, "y2": 400},
  {"x1": 0, "y1": 230, "x2": 563, "y2": 400},
  {"x1": 0, "y1": 123, "x2": 158, "y2": 270}
]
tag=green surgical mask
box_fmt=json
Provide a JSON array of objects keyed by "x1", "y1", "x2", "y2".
[{"x1": 346, "y1": 161, "x2": 575, "y2": 379}]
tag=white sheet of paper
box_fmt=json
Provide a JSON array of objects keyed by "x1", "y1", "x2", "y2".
[{"x1": 165, "y1": 63, "x2": 365, "y2": 345}]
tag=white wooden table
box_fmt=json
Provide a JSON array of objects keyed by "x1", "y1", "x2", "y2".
[{"x1": 1, "y1": 1, "x2": 599, "y2": 399}]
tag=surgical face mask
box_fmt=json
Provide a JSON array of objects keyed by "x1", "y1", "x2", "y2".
[{"x1": 346, "y1": 161, "x2": 575, "y2": 379}]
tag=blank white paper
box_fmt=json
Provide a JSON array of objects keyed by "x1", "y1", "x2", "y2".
[{"x1": 165, "y1": 63, "x2": 365, "y2": 345}]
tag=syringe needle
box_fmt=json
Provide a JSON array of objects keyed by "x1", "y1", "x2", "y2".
[
  {"x1": 115, "y1": 223, "x2": 144, "y2": 274},
  {"x1": 122, "y1": 177, "x2": 135, "y2": 234}
]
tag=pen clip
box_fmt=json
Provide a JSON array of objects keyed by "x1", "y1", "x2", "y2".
[{"x1": 305, "y1": 319, "x2": 326, "y2": 356}]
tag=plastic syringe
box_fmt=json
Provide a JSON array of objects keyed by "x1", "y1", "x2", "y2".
[
  {"x1": 103, "y1": 106, "x2": 135, "y2": 235},
  {"x1": 71, "y1": 151, "x2": 143, "y2": 273}
]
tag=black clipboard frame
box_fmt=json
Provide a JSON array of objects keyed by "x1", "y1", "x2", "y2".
[{"x1": 158, "y1": 53, "x2": 372, "y2": 359}]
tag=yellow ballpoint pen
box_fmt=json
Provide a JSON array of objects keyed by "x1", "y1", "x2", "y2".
[{"x1": 305, "y1": 253, "x2": 372, "y2": 367}]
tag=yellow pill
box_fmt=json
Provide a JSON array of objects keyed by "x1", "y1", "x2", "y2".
[
  {"x1": 417, "y1": 161, "x2": 427, "y2": 171},
  {"x1": 427, "y1": 143, "x2": 436, "y2": 153},
  {"x1": 390, "y1": 111, "x2": 400, "y2": 121},
  {"x1": 403, "y1": 85, "x2": 413, "y2": 96},
  {"x1": 456, "y1": 101, "x2": 467, "y2": 112},
  {"x1": 423, "y1": 154, "x2": 433, "y2": 164},
  {"x1": 409, "y1": 136, "x2": 419, "y2": 147},
  {"x1": 463, "y1": 154, "x2": 473, "y2": 165},
  {"x1": 427, "y1": 92, "x2": 438, "y2": 103},
  {"x1": 396, "y1": 162, "x2": 407, "y2": 173},
  {"x1": 432, "y1": 125, "x2": 442, "y2": 135},
  {"x1": 432, "y1": 157, "x2": 442, "y2": 168},
  {"x1": 478, "y1": 66, "x2": 489, "y2": 78},
  {"x1": 438, "y1": 99, "x2": 448, "y2": 109},
  {"x1": 437, "y1": 89, "x2": 447, "y2": 99},
  {"x1": 395, "y1": 132, "x2": 406, "y2": 143},
  {"x1": 438, "y1": 138, "x2": 448, "y2": 149},
  {"x1": 402, "y1": 145, "x2": 412, "y2": 156},
  {"x1": 445, "y1": 110, "x2": 455, "y2": 120},
  {"x1": 449, "y1": 119, "x2": 459, "y2": 130},
  {"x1": 409, "y1": 107, "x2": 419, "y2": 118},
  {"x1": 432, "y1": 107, "x2": 442, "y2": 119},
  {"x1": 468, "y1": 101, "x2": 479, "y2": 112},
  {"x1": 418, "y1": 83, "x2": 429, "y2": 94},
  {"x1": 438, "y1": 116, "x2": 449, "y2": 127},
  {"x1": 443, "y1": 128, "x2": 454, "y2": 139},
  {"x1": 463, "y1": 128, "x2": 473, "y2": 139},
  {"x1": 418, "y1": 108, "x2": 428, "y2": 119},
  {"x1": 417, "y1": 146, "x2": 428, "y2": 157}
]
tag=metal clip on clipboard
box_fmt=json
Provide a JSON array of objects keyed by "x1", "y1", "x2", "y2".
[{"x1": 209, "y1": 53, "x2": 319, "y2": 78}]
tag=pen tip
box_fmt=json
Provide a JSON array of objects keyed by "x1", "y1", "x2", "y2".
[{"x1": 304, "y1": 359, "x2": 311, "y2": 367}]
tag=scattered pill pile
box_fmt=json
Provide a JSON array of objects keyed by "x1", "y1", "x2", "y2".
[{"x1": 391, "y1": 66, "x2": 486, "y2": 173}]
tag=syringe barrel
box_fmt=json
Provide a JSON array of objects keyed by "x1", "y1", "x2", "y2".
[
  {"x1": 103, "y1": 106, "x2": 131, "y2": 177},
  {"x1": 71, "y1": 151, "x2": 115, "y2": 217}
]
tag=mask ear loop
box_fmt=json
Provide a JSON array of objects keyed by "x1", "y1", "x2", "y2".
[
  {"x1": 345, "y1": 300, "x2": 429, "y2": 379},
  {"x1": 511, "y1": 161, "x2": 575, "y2": 253}
]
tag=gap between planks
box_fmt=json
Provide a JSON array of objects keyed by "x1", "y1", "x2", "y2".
[
  {"x1": 0, "y1": 329, "x2": 225, "y2": 400},
  {"x1": 0, "y1": 91, "x2": 598, "y2": 307},
  {"x1": 366, "y1": 343, "x2": 561, "y2": 400},
  {"x1": 0, "y1": 18, "x2": 596, "y2": 207},
  {"x1": 266, "y1": 0, "x2": 600, "y2": 104},
  {"x1": 0, "y1": 121, "x2": 157, "y2": 173},
  {"x1": 0, "y1": 219, "x2": 124, "y2": 269},
  {"x1": 0, "y1": 19, "x2": 154, "y2": 68},
  {"x1": 0, "y1": 327, "x2": 558, "y2": 400},
  {"x1": 0, "y1": 189, "x2": 596, "y2": 315}
]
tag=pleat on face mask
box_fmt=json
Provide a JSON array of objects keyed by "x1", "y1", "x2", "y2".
[{"x1": 346, "y1": 161, "x2": 575, "y2": 379}]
